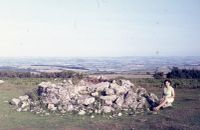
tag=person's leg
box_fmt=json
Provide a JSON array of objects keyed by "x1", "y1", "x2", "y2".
[
  {"x1": 154, "y1": 99, "x2": 167, "y2": 111},
  {"x1": 163, "y1": 98, "x2": 174, "y2": 108},
  {"x1": 159, "y1": 98, "x2": 165, "y2": 104}
]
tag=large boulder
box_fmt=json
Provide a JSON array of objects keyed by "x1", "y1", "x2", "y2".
[
  {"x1": 110, "y1": 83, "x2": 128, "y2": 95},
  {"x1": 78, "y1": 96, "x2": 95, "y2": 105},
  {"x1": 104, "y1": 88, "x2": 115, "y2": 95},
  {"x1": 100, "y1": 95, "x2": 117, "y2": 102},
  {"x1": 115, "y1": 95, "x2": 124, "y2": 107},
  {"x1": 95, "y1": 82, "x2": 110, "y2": 92}
]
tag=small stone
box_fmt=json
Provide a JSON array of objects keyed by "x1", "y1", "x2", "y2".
[
  {"x1": 21, "y1": 101, "x2": 29, "y2": 108},
  {"x1": 95, "y1": 109, "x2": 102, "y2": 114},
  {"x1": 63, "y1": 80, "x2": 67, "y2": 83},
  {"x1": 51, "y1": 107, "x2": 57, "y2": 111},
  {"x1": 66, "y1": 104, "x2": 74, "y2": 112},
  {"x1": 36, "y1": 111, "x2": 41, "y2": 114},
  {"x1": 22, "y1": 108, "x2": 28, "y2": 112},
  {"x1": 91, "y1": 92, "x2": 99, "y2": 97},
  {"x1": 83, "y1": 97, "x2": 95, "y2": 105},
  {"x1": 45, "y1": 113, "x2": 50, "y2": 116},
  {"x1": 100, "y1": 95, "x2": 117, "y2": 102},
  {"x1": 57, "y1": 105, "x2": 63, "y2": 111},
  {"x1": 101, "y1": 106, "x2": 114, "y2": 113},
  {"x1": 48, "y1": 103, "x2": 55, "y2": 109},
  {"x1": 78, "y1": 110, "x2": 86, "y2": 115},
  {"x1": 123, "y1": 109, "x2": 128, "y2": 111},
  {"x1": 19, "y1": 95, "x2": 29, "y2": 101},
  {"x1": 105, "y1": 100, "x2": 113, "y2": 105},
  {"x1": 11, "y1": 98, "x2": 21, "y2": 106},
  {"x1": 17, "y1": 108, "x2": 22, "y2": 112},
  {"x1": 115, "y1": 96, "x2": 124, "y2": 107},
  {"x1": 118, "y1": 112, "x2": 122, "y2": 116},
  {"x1": 68, "y1": 79, "x2": 73, "y2": 84},
  {"x1": 60, "y1": 110, "x2": 66, "y2": 114},
  {"x1": 90, "y1": 115, "x2": 95, "y2": 118},
  {"x1": 88, "y1": 110, "x2": 93, "y2": 113},
  {"x1": 0, "y1": 80, "x2": 4, "y2": 84},
  {"x1": 47, "y1": 103, "x2": 57, "y2": 111},
  {"x1": 104, "y1": 88, "x2": 115, "y2": 95}
]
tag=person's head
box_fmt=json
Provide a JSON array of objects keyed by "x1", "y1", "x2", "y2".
[{"x1": 164, "y1": 79, "x2": 171, "y2": 87}]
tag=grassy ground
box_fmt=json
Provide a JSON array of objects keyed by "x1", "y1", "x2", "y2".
[{"x1": 0, "y1": 78, "x2": 200, "y2": 130}]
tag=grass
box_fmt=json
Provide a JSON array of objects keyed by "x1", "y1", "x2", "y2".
[
  {"x1": 127, "y1": 78, "x2": 200, "y2": 89},
  {"x1": 0, "y1": 78, "x2": 200, "y2": 130}
]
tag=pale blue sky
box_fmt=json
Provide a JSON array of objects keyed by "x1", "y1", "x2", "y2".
[{"x1": 0, "y1": 0, "x2": 200, "y2": 57}]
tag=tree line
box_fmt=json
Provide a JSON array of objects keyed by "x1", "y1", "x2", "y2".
[
  {"x1": 154, "y1": 67, "x2": 200, "y2": 79},
  {"x1": 0, "y1": 71, "x2": 85, "y2": 79}
]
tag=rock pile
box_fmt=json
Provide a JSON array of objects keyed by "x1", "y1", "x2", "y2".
[{"x1": 10, "y1": 78, "x2": 159, "y2": 115}]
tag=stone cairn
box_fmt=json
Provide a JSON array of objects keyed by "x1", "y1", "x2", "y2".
[{"x1": 10, "y1": 78, "x2": 159, "y2": 116}]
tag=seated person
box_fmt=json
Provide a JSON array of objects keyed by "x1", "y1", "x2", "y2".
[{"x1": 154, "y1": 79, "x2": 175, "y2": 111}]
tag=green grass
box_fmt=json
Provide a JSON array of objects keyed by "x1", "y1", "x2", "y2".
[
  {"x1": 127, "y1": 78, "x2": 200, "y2": 89},
  {"x1": 0, "y1": 78, "x2": 126, "y2": 130},
  {"x1": 0, "y1": 78, "x2": 200, "y2": 130}
]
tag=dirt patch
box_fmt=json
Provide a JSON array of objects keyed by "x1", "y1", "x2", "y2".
[
  {"x1": 87, "y1": 122, "x2": 125, "y2": 130},
  {"x1": 5, "y1": 127, "x2": 39, "y2": 130},
  {"x1": 61, "y1": 127, "x2": 88, "y2": 130}
]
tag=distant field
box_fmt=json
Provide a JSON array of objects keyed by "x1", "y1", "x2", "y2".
[
  {"x1": 0, "y1": 78, "x2": 200, "y2": 130},
  {"x1": 91, "y1": 74, "x2": 200, "y2": 89},
  {"x1": 90, "y1": 74, "x2": 153, "y2": 79}
]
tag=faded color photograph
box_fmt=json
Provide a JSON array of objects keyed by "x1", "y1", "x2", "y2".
[{"x1": 0, "y1": 0, "x2": 200, "y2": 130}]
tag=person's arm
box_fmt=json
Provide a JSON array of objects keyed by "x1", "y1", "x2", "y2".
[{"x1": 171, "y1": 87, "x2": 175, "y2": 98}]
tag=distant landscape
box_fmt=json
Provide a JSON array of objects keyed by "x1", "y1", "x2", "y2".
[
  {"x1": 0, "y1": 57, "x2": 200, "y2": 130},
  {"x1": 0, "y1": 56, "x2": 200, "y2": 75}
]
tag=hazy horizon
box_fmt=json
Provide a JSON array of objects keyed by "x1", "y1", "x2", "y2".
[
  {"x1": 0, "y1": 0, "x2": 200, "y2": 57},
  {"x1": 0, "y1": 56, "x2": 200, "y2": 74},
  {"x1": 1, "y1": 55, "x2": 200, "y2": 58}
]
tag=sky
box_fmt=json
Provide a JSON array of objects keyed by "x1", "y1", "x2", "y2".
[{"x1": 0, "y1": 0, "x2": 200, "y2": 57}]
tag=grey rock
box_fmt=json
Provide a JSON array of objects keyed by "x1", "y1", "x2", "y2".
[
  {"x1": 101, "y1": 106, "x2": 114, "y2": 113},
  {"x1": 0, "y1": 80, "x2": 4, "y2": 84},
  {"x1": 100, "y1": 95, "x2": 117, "y2": 102},
  {"x1": 47, "y1": 103, "x2": 57, "y2": 111},
  {"x1": 17, "y1": 108, "x2": 22, "y2": 112},
  {"x1": 21, "y1": 101, "x2": 29, "y2": 108},
  {"x1": 91, "y1": 92, "x2": 99, "y2": 97},
  {"x1": 115, "y1": 96, "x2": 124, "y2": 107},
  {"x1": 78, "y1": 110, "x2": 86, "y2": 115},
  {"x1": 83, "y1": 97, "x2": 95, "y2": 105},
  {"x1": 19, "y1": 95, "x2": 29, "y2": 101},
  {"x1": 95, "y1": 82, "x2": 110, "y2": 92},
  {"x1": 11, "y1": 98, "x2": 21, "y2": 106},
  {"x1": 104, "y1": 88, "x2": 115, "y2": 95},
  {"x1": 118, "y1": 112, "x2": 122, "y2": 116},
  {"x1": 110, "y1": 83, "x2": 127, "y2": 95}
]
